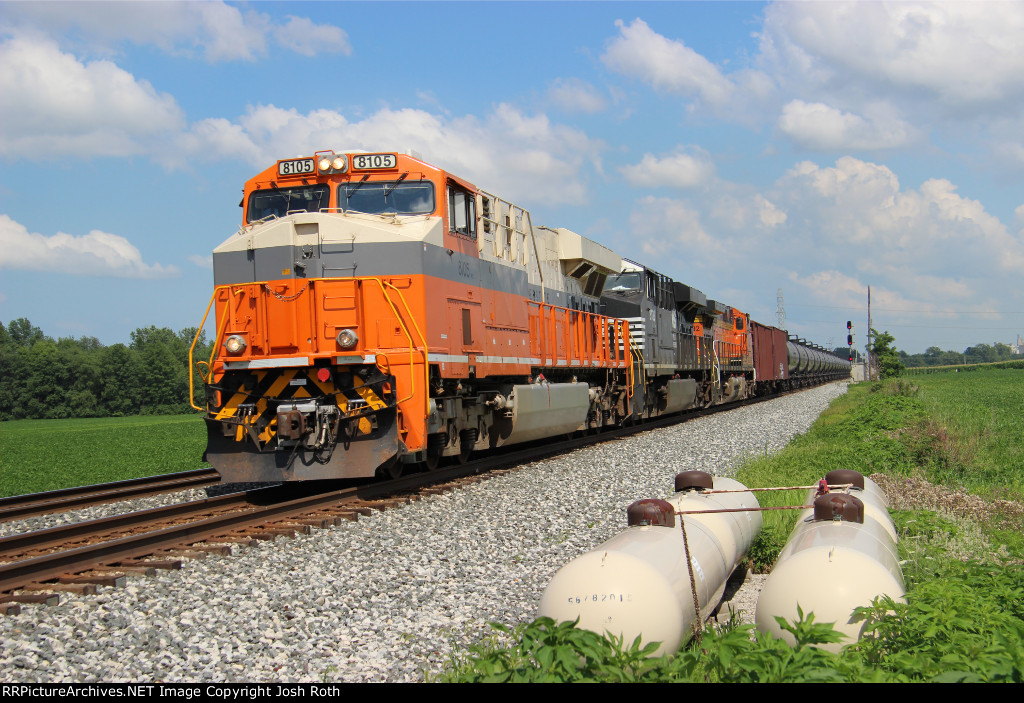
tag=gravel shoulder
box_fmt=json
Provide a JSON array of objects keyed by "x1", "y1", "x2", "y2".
[{"x1": 1, "y1": 382, "x2": 848, "y2": 683}]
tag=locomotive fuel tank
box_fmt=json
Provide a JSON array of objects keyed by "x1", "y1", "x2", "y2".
[{"x1": 489, "y1": 382, "x2": 590, "y2": 447}]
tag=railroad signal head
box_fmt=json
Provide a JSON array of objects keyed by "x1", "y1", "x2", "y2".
[
  {"x1": 847, "y1": 320, "x2": 852, "y2": 330},
  {"x1": 848, "y1": 334, "x2": 853, "y2": 345}
]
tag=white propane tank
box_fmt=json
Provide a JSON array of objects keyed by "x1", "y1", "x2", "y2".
[
  {"x1": 537, "y1": 472, "x2": 761, "y2": 657},
  {"x1": 755, "y1": 470, "x2": 905, "y2": 652}
]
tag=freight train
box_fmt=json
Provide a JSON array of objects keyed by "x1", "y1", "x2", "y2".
[{"x1": 189, "y1": 150, "x2": 850, "y2": 483}]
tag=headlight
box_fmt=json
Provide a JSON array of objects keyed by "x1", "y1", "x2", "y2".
[
  {"x1": 336, "y1": 328, "x2": 358, "y2": 348},
  {"x1": 318, "y1": 157, "x2": 332, "y2": 172},
  {"x1": 225, "y1": 335, "x2": 247, "y2": 354},
  {"x1": 331, "y1": 155, "x2": 347, "y2": 172}
]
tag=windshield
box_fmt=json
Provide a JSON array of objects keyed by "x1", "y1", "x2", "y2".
[
  {"x1": 338, "y1": 181, "x2": 435, "y2": 215},
  {"x1": 247, "y1": 185, "x2": 330, "y2": 223},
  {"x1": 606, "y1": 273, "x2": 642, "y2": 292}
]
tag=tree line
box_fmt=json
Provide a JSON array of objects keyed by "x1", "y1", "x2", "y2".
[
  {"x1": 2, "y1": 316, "x2": 1020, "y2": 420},
  {"x1": 0, "y1": 318, "x2": 212, "y2": 421},
  {"x1": 901, "y1": 342, "x2": 1022, "y2": 368}
]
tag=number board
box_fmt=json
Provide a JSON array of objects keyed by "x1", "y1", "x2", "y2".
[
  {"x1": 352, "y1": 153, "x2": 398, "y2": 170},
  {"x1": 278, "y1": 158, "x2": 315, "y2": 177}
]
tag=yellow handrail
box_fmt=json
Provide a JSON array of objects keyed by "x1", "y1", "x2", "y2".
[
  {"x1": 360, "y1": 277, "x2": 429, "y2": 414},
  {"x1": 188, "y1": 289, "x2": 233, "y2": 412}
]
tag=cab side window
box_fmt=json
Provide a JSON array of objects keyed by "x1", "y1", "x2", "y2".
[{"x1": 448, "y1": 186, "x2": 476, "y2": 238}]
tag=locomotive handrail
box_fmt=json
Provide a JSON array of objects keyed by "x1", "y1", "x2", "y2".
[
  {"x1": 375, "y1": 277, "x2": 430, "y2": 416},
  {"x1": 188, "y1": 289, "x2": 235, "y2": 412},
  {"x1": 627, "y1": 328, "x2": 642, "y2": 401}
]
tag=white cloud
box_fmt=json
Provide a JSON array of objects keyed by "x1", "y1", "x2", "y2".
[
  {"x1": 0, "y1": 36, "x2": 183, "y2": 158},
  {"x1": 620, "y1": 148, "x2": 715, "y2": 189},
  {"x1": 188, "y1": 254, "x2": 213, "y2": 270},
  {"x1": 1, "y1": 1, "x2": 350, "y2": 61},
  {"x1": 629, "y1": 196, "x2": 719, "y2": 258},
  {"x1": 761, "y1": 2, "x2": 1024, "y2": 109},
  {"x1": 619, "y1": 156, "x2": 1022, "y2": 351},
  {"x1": 172, "y1": 103, "x2": 604, "y2": 206},
  {"x1": 602, "y1": 19, "x2": 736, "y2": 108},
  {"x1": 778, "y1": 100, "x2": 915, "y2": 151},
  {"x1": 774, "y1": 156, "x2": 1024, "y2": 278},
  {"x1": 547, "y1": 78, "x2": 608, "y2": 114},
  {"x1": 273, "y1": 15, "x2": 351, "y2": 58},
  {"x1": 756, "y1": 195, "x2": 787, "y2": 228},
  {"x1": 787, "y1": 270, "x2": 866, "y2": 304},
  {"x1": 0, "y1": 215, "x2": 179, "y2": 278},
  {"x1": 598, "y1": 8, "x2": 1024, "y2": 161}
]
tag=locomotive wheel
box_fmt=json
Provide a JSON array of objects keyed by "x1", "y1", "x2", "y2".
[
  {"x1": 424, "y1": 445, "x2": 443, "y2": 471},
  {"x1": 377, "y1": 455, "x2": 403, "y2": 480},
  {"x1": 457, "y1": 429, "x2": 477, "y2": 464},
  {"x1": 424, "y1": 433, "x2": 446, "y2": 471}
]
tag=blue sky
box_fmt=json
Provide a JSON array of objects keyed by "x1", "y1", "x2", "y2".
[{"x1": 1, "y1": 1, "x2": 1022, "y2": 355}]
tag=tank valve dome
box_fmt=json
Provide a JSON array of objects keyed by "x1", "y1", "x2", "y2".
[
  {"x1": 825, "y1": 469, "x2": 866, "y2": 490},
  {"x1": 627, "y1": 499, "x2": 676, "y2": 528},
  {"x1": 813, "y1": 493, "x2": 865, "y2": 523},
  {"x1": 674, "y1": 470, "x2": 714, "y2": 493}
]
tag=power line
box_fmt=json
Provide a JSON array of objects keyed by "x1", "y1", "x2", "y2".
[
  {"x1": 789, "y1": 318, "x2": 1022, "y2": 330},
  {"x1": 787, "y1": 304, "x2": 1024, "y2": 314}
]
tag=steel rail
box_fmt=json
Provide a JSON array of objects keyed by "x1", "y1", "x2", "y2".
[
  {"x1": 0, "y1": 383, "x2": 841, "y2": 597},
  {"x1": 0, "y1": 488, "x2": 271, "y2": 559},
  {"x1": 0, "y1": 469, "x2": 221, "y2": 523},
  {"x1": 0, "y1": 487, "x2": 368, "y2": 594}
]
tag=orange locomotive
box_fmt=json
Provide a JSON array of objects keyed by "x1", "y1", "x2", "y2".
[{"x1": 191, "y1": 151, "x2": 637, "y2": 481}]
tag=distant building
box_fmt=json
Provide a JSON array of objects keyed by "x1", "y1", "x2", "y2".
[{"x1": 1014, "y1": 335, "x2": 1024, "y2": 355}]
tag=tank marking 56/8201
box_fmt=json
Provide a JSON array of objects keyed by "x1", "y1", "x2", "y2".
[{"x1": 566, "y1": 592, "x2": 633, "y2": 604}]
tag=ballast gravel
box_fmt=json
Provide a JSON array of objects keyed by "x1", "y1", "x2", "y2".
[{"x1": 1, "y1": 382, "x2": 847, "y2": 683}]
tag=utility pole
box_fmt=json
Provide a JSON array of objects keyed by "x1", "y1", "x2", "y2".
[{"x1": 867, "y1": 286, "x2": 874, "y2": 381}]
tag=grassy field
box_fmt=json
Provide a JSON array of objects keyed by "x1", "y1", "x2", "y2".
[
  {"x1": 739, "y1": 369, "x2": 1024, "y2": 565},
  {"x1": 0, "y1": 413, "x2": 209, "y2": 498},
  {"x1": 913, "y1": 369, "x2": 1024, "y2": 500},
  {"x1": 439, "y1": 371, "x2": 1024, "y2": 682}
]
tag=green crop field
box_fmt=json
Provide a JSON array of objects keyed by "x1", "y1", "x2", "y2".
[
  {"x1": 0, "y1": 413, "x2": 209, "y2": 498},
  {"x1": 736, "y1": 369, "x2": 1024, "y2": 562},
  {"x1": 912, "y1": 369, "x2": 1024, "y2": 500}
]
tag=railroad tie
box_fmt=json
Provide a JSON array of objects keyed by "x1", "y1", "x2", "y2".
[{"x1": 23, "y1": 582, "x2": 99, "y2": 596}]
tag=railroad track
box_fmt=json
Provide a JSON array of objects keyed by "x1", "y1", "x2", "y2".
[
  {"x1": 0, "y1": 468, "x2": 221, "y2": 523},
  {"x1": 0, "y1": 388, "x2": 810, "y2": 613}
]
